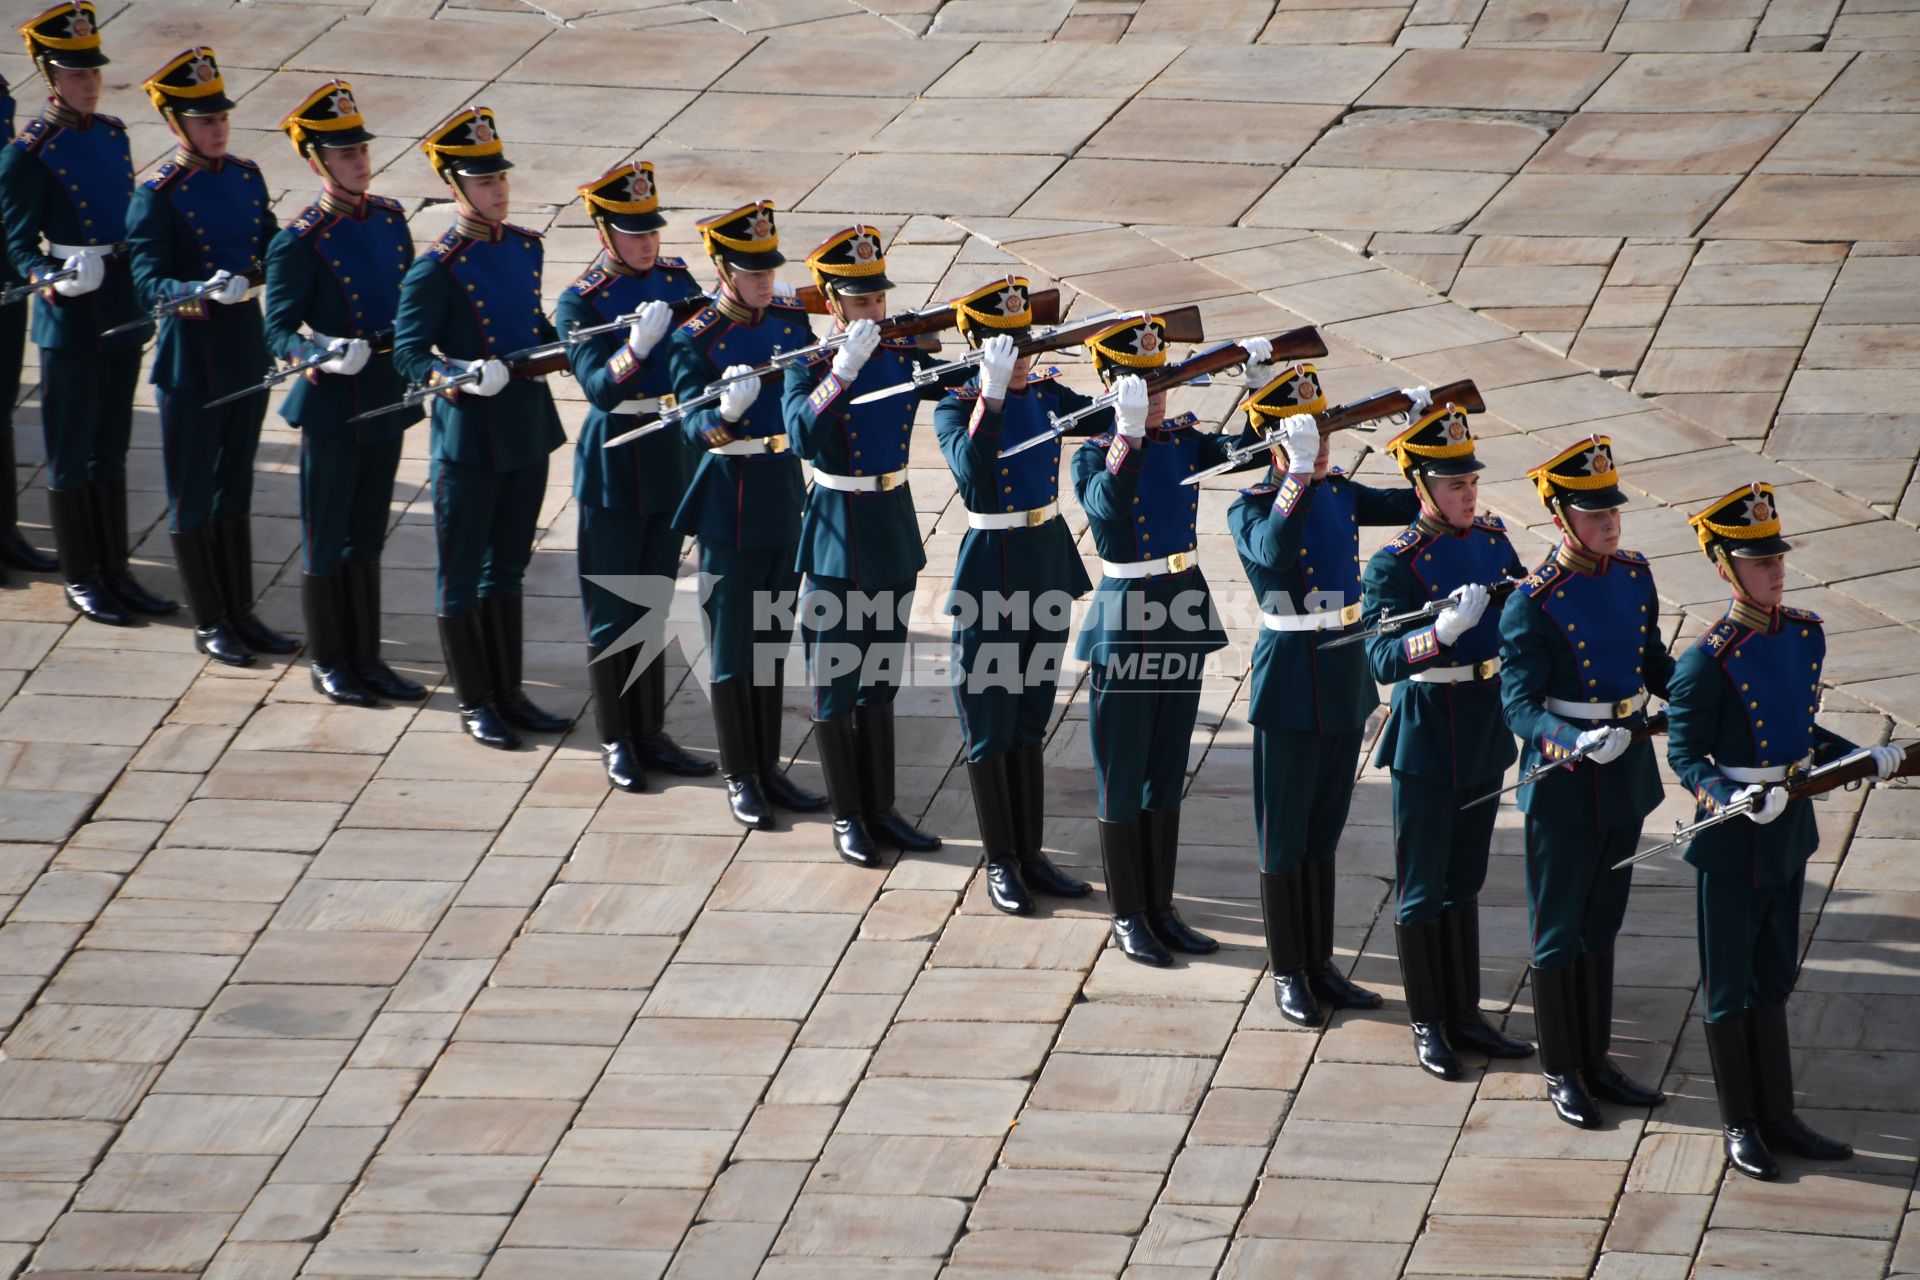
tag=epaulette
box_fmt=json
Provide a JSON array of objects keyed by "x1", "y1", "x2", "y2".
[
  {"x1": 1697, "y1": 617, "x2": 1742, "y2": 659},
  {"x1": 1164, "y1": 411, "x2": 1199, "y2": 430},
  {"x1": 96, "y1": 112, "x2": 126, "y2": 131},
  {"x1": 569, "y1": 266, "x2": 610, "y2": 297},
  {"x1": 228, "y1": 155, "x2": 260, "y2": 171},
  {"x1": 799, "y1": 348, "x2": 834, "y2": 368},
  {"x1": 424, "y1": 228, "x2": 464, "y2": 263},
  {"x1": 949, "y1": 385, "x2": 980, "y2": 401},
  {"x1": 656, "y1": 255, "x2": 689, "y2": 271},
  {"x1": 1613, "y1": 548, "x2": 1648, "y2": 565},
  {"x1": 769, "y1": 296, "x2": 808, "y2": 313},
  {"x1": 1383, "y1": 526, "x2": 1425, "y2": 557},
  {"x1": 1027, "y1": 365, "x2": 1061, "y2": 385},
  {"x1": 1780, "y1": 604, "x2": 1823, "y2": 625},
  {"x1": 142, "y1": 159, "x2": 185, "y2": 191},
  {"x1": 880, "y1": 335, "x2": 918, "y2": 351},
  {"x1": 1517, "y1": 559, "x2": 1563, "y2": 599},
  {"x1": 1327, "y1": 467, "x2": 1348, "y2": 479},
  {"x1": 1474, "y1": 515, "x2": 1506, "y2": 532},
  {"x1": 13, "y1": 119, "x2": 51, "y2": 154},
  {"x1": 1238, "y1": 482, "x2": 1278, "y2": 498},
  {"x1": 504, "y1": 221, "x2": 544, "y2": 239},
  {"x1": 679, "y1": 305, "x2": 720, "y2": 337},
  {"x1": 367, "y1": 193, "x2": 405, "y2": 213},
  {"x1": 1088, "y1": 432, "x2": 1115, "y2": 449},
  {"x1": 287, "y1": 203, "x2": 328, "y2": 239}
]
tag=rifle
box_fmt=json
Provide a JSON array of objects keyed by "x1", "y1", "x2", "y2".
[
  {"x1": 998, "y1": 326, "x2": 1329, "y2": 459},
  {"x1": 1465, "y1": 711, "x2": 1671, "y2": 811},
  {"x1": 204, "y1": 328, "x2": 399, "y2": 409},
  {"x1": 2, "y1": 242, "x2": 130, "y2": 308},
  {"x1": 848, "y1": 304, "x2": 1208, "y2": 408},
  {"x1": 792, "y1": 282, "x2": 1062, "y2": 330},
  {"x1": 102, "y1": 266, "x2": 264, "y2": 339},
  {"x1": 1321, "y1": 576, "x2": 1528, "y2": 651},
  {"x1": 1614, "y1": 741, "x2": 1918, "y2": 869},
  {"x1": 1183, "y1": 379, "x2": 1487, "y2": 487}
]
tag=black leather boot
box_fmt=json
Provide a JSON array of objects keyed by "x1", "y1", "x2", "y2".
[
  {"x1": 0, "y1": 428, "x2": 56, "y2": 573},
  {"x1": 630, "y1": 655, "x2": 713, "y2": 776},
  {"x1": 1304, "y1": 858, "x2": 1379, "y2": 1008},
  {"x1": 855, "y1": 703, "x2": 940, "y2": 851},
  {"x1": 348, "y1": 561, "x2": 425, "y2": 701},
  {"x1": 1752, "y1": 1001, "x2": 1851, "y2": 1161},
  {"x1": 93, "y1": 474, "x2": 173, "y2": 614},
  {"x1": 1535, "y1": 963, "x2": 1602, "y2": 1129},
  {"x1": 437, "y1": 612, "x2": 518, "y2": 751},
  {"x1": 1101, "y1": 817, "x2": 1170, "y2": 967},
  {"x1": 171, "y1": 526, "x2": 252, "y2": 665},
  {"x1": 478, "y1": 596, "x2": 570, "y2": 733},
  {"x1": 755, "y1": 667, "x2": 825, "y2": 813},
  {"x1": 1442, "y1": 906, "x2": 1533, "y2": 1059},
  {"x1": 711, "y1": 678, "x2": 772, "y2": 831},
  {"x1": 1140, "y1": 808, "x2": 1217, "y2": 955},
  {"x1": 817, "y1": 714, "x2": 881, "y2": 869},
  {"x1": 1399, "y1": 920, "x2": 1463, "y2": 1081},
  {"x1": 304, "y1": 573, "x2": 377, "y2": 707},
  {"x1": 1705, "y1": 1013, "x2": 1779, "y2": 1181},
  {"x1": 1007, "y1": 743, "x2": 1089, "y2": 897},
  {"x1": 1581, "y1": 950, "x2": 1663, "y2": 1107},
  {"x1": 588, "y1": 644, "x2": 644, "y2": 793},
  {"x1": 1262, "y1": 869, "x2": 1322, "y2": 1027},
  {"x1": 50, "y1": 487, "x2": 130, "y2": 625},
  {"x1": 214, "y1": 517, "x2": 296, "y2": 654},
  {"x1": 966, "y1": 757, "x2": 1031, "y2": 915}
]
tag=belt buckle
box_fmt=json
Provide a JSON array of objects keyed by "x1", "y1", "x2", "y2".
[
  {"x1": 875, "y1": 471, "x2": 900, "y2": 493},
  {"x1": 1473, "y1": 657, "x2": 1500, "y2": 681},
  {"x1": 1025, "y1": 506, "x2": 1048, "y2": 528},
  {"x1": 1338, "y1": 602, "x2": 1362, "y2": 626},
  {"x1": 1165, "y1": 551, "x2": 1190, "y2": 574},
  {"x1": 1611, "y1": 695, "x2": 1636, "y2": 718},
  {"x1": 765, "y1": 435, "x2": 788, "y2": 454}
]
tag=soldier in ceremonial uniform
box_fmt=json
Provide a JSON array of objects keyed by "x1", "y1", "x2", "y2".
[
  {"x1": 394, "y1": 105, "x2": 568, "y2": 751},
  {"x1": 3, "y1": 4, "x2": 165, "y2": 618},
  {"x1": 128, "y1": 47, "x2": 289, "y2": 666},
  {"x1": 1362, "y1": 403, "x2": 1534, "y2": 1077},
  {"x1": 265, "y1": 81, "x2": 424, "y2": 708},
  {"x1": 1073, "y1": 316, "x2": 1233, "y2": 967},
  {"x1": 1500, "y1": 436, "x2": 1671, "y2": 1129},
  {"x1": 668, "y1": 201, "x2": 824, "y2": 830},
  {"x1": 0, "y1": 68, "x2": 60, "y2": 582},
  {"x1": 783, "y1": 226, "x2": 943, "y2": 868},
  {"x1": 560, "y1": 160, "x2": 712, "y2": 791},
  {"x1": 932, "y1": 277, "x2": 1096, "y2": 913},
  {"x1": 1230, "y1": 366, "x2": 1417, "y2": 1024},
  {"x1": 1668, "y1": 483, "x2": 1901, "y2": 1181}
]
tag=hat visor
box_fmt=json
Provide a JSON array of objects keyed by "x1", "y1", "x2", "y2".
[
  {"x1": 826, "y1": 272, "x2": 894, "y2": 296},
  {"x1": 451, "y1": 154, "x2": 514, "y2": 177},
  {"x1": 1725, "y1": 533, "x2": 1793, "y2": 558},
  {"x1": 718, "y1": 247, "x2": 785, "y2": 272},
  {"x1": 964, "y1": 325, "x2": 1030, "y2": 349},
  {"x1": 1420, "y1": 457, "x2": 1485, "y2": 478},
  {"x1": 1561, "y1": 485, "x2": 1629, "y2": 512},
  {"x1": 42, "y1": 48, "x2": 110, "y2": 69},
  {"x1": 313, "y1": 125, "x2": 377, "y2": 149},
  {"x1": 173, "y1": 91, "x2": 238, "y2": 116},
  {"x1": 602, "y1": 210, "x2": 667, "y2": 234}
]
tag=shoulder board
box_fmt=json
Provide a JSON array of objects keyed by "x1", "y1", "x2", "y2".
[
  {"x1": 1164, "y1": 411, "x2": 1198, "y2": 430},
  {"x1": 679, "y1": 305, "x2": 720, "y2": 337},
  {"x1": 569, "y1": 265, "x2": 610, "y2": 297},
  {"x1": 1696, "y1": 617, "x2": 1743, "y2": 658},
  {"x1": 424, "y1": 228, "x2": 465, "y2": 263},
  {"x1": 1518, "y1": 560, "x2": 1563, "y2": 599},
  {"x1": 1780, "y1": 605, "x2": 1823, "y2": 625},
  {"x1": 879, "y1": 335, "x2": 918, "y2": 351},
  {"x1": 1026, "y1": 365, "x2": 1061, "y2": 386},
  {"x1": 504, "y1": 221, "x2": 544, "y2": 239},
  {"x1": 769, "y1": 297, "x2": 808, "y2": 313},
  {"x1": 656, "y1": 255, "x2": 688, "y2": 270},
  {"x1": 228, "y1": 155, "x2": 259, "y2": 171},
  {"x1": 1327, "y1": 467, "x2": 1348, "y2": 480},
  {"x1": 1238, "y1": 482, "x2": 1278, "y2": 498},
  {"x1": 141, "y1": 159, "x2": 184, "y2": 191},
  {"x1": 1088, "y1": 432, "x2": 1115, "y2": 449},
  {"x1": 287, "y1": 202, "x2": 328, "y2": 239},
  {"x1": 949, "y1": 385, "x2": 980, "y2": 401},
  {"x1": 799, "y1": 348, "x2": 834, "y2": 368},
  {"x1": 96, "y1": 112, "x2": 126, "y2": 131},
  {"x1": 1474, "y1": 515, "x2": 1506, "y2": 532},
  {"x1": 1384, "y1": 526, "x2": 1424, "y2": 557},
  {"x1": 1613, "y1": 548, "x2": 1648, "y2": 565},
  {"x1": 14, "y1": 119, "x2": 51, "y2": 154},
  {"x1": 367, "y1": 193, "x2": 405, "y2": 213}
]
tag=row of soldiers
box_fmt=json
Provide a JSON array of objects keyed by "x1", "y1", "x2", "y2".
[{"x1": 3, "y1": 4, "x2": 1904, "y2": 1186}]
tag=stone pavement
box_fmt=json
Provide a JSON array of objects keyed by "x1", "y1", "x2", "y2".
[{"x1": 0, "y1": 1, "x2": 1917, "y2": 1276}]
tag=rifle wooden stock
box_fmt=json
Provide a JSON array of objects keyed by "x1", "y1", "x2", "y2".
[
  {"x1": 792, "y1": 285, "x2": 1063, "y2": 331},
  {"x1": 1018, "y1": 303, "x2": 1205, "y2": 359},
  {"x1": 1140, "y1": 327, "x2": 1325, "y2": 396},
  {"x1": 1788, "y1": 742, "x2": 1919, "y2": 800},
  {"x1": 510, "y1": 351, "x2": 569, "y2": 379},
  {"x1": 1317, "y1": 377, "x2": 1484, "y2": 436}
]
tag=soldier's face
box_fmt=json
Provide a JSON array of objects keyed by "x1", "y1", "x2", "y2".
[
  {"x1": 316, "y1": 143, "x2": 372, "y2": 196},
  {"x1": 1146, "y1": 389, "x2": 1167, "y2": 428},
  {"x1": 835, "y1": 290, "x2": 886, "y2": 324},
  {"x1": 1312, "y1": 432, "x2": 1333, "y2": 480},
  {"x1": 454, "y1": 171, "x2": 511, "y2": 222},
  {"x1": 1726, "y1": 553, "x2": 1786, "y2": 608},
  {"x1": 1012, "y1": 352, "x2": 1035, "y2": 384},
  {"x1": 726, "y1": 267, "x2": 775, "y2": 311},
  {"x1": 1425, "y1": 473, "x2": 1478, "y2": 528},
  {"x1": 179, "y1": 111, "x2": 229, "y2": 158},
  {"x1": 50, "y1": 66, "x2": 100, "y2": 114},
  {"x1": 1564, "y1": 506, "x2": 1621, "y2": 556},
  {"x1": 609, "y1": 228, "x2": 659, "y2": 273}
]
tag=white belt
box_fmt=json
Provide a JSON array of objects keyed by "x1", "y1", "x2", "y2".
[
  {"x1": 968, "y1": 502, "x2": 1059, "y2": 530},
  {"x1": 45, "y1": 240, "x2": 117, "y2": 259},
  {"x1": 1102, "y1": 550, "x2": 1198, "y2": 580},
  {"x1": 1546, "y1": 691, "x2": 1648, "y2": 720},
  {"x1": 1410, "y1": 657, "x2": 1502, "y2": 684},
  {"x1": 613, "y1": 397, "x2": 660, "y2": 415},
  {"x1": 812, "y1": 467, "x2": 907, "y2": 494},
  {"x1": 1721, "y1": 754, "x2": 1813, "y2": 784},
  {"x1": 712, "y1": 434, "x2": 789, "y2": 456},
  {"x1": 1261, "y1": 602, "x2": 1362, "y2": 632}
]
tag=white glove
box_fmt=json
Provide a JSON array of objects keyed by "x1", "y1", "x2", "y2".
[
  {"x1": 1433, "y1": 582, "x2": 1490, "y2": 647},
  {"x1": 1407, "y1": 385, "x2": 1433, "y2": 416},
  {"x1": 1867, "y1": 744, "x2": 1904, "y2": 781},
  {"x1": 52, "y1": 249, "x2": 104, "y2": 298},
  {"x1": 830, "y1": 318, "x2": 881, "y2": 382},
  {"x1": 978, "y1": 333, "x2": 1018, "y2": 402},
  {"x1": 1277, "y1": 413, "x2": 1319, "y2": 474},
  {"x1": 1736, "y1": 783, "x2": 1788, "y2": 825},
  {"x1": 1575, "y1": 726, "x2": 1631, "y2": 765},
  {"x1": 771, "y1": 280, "x2": 797, "y2": 303},
  {"x1": 205, "y1": 269, "x2": 249, "y2": 305},
  {"x1": 625, "y1": 300, "x2": 673, "y2": 360},
  {"x1": 1114, "y1": 374, "x2": 1148, "y2": 440},
  {"x1": 1240, "y1": 336, "x2": 1274, "y2": 389},
  {"x1": 318, "y1": 336, "x2": 370, "y2": 377},
  {"x1": 462, "y1": 358, "x2": 508, "y2": 397},
  {"x1": 718, "y1": 363, "x2": 758, "y2": 423}
]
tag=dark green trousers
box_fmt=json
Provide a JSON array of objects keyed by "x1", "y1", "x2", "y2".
[
  {"x1": 159, "y1": 387, "x2": 266, "y2": 534},
  {"x1": 1088, "y1": 662, "x2": 1202, "y2": 822},
  {"x1": 578, "y1": 504, "x2": 685, "y2": 650},
  {"x1": 802, "y1": 573, "x2": 913, "y2": 720},
  {"x1": 1391, "y1": 770, "x2": 1498, "y2": 925},
  {"x1": 1697, "y1": 867, "x2": 1801, "y2": 1023},
  {"x1": 1253, "y1": 726, "x2": 1363, "y2": 876},
  {"x1": 40, "y1": 347, "x2": 139, "y2": 492},
  {"x1": 431, "y1": 453, "x2": 548, "y2": 615},
  {"x1": 697, "y1": 540, "x2": 799, "y2": 685},
  {"x1": 1524, "y1": 816, "x2": 1637, "y2": 968},
  {"x1": 951, "y1": 612, "x2": 1069, "y2": 764},
  {"x1": 301, "y1": 430, "x2": 401, "y2": 575}
]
